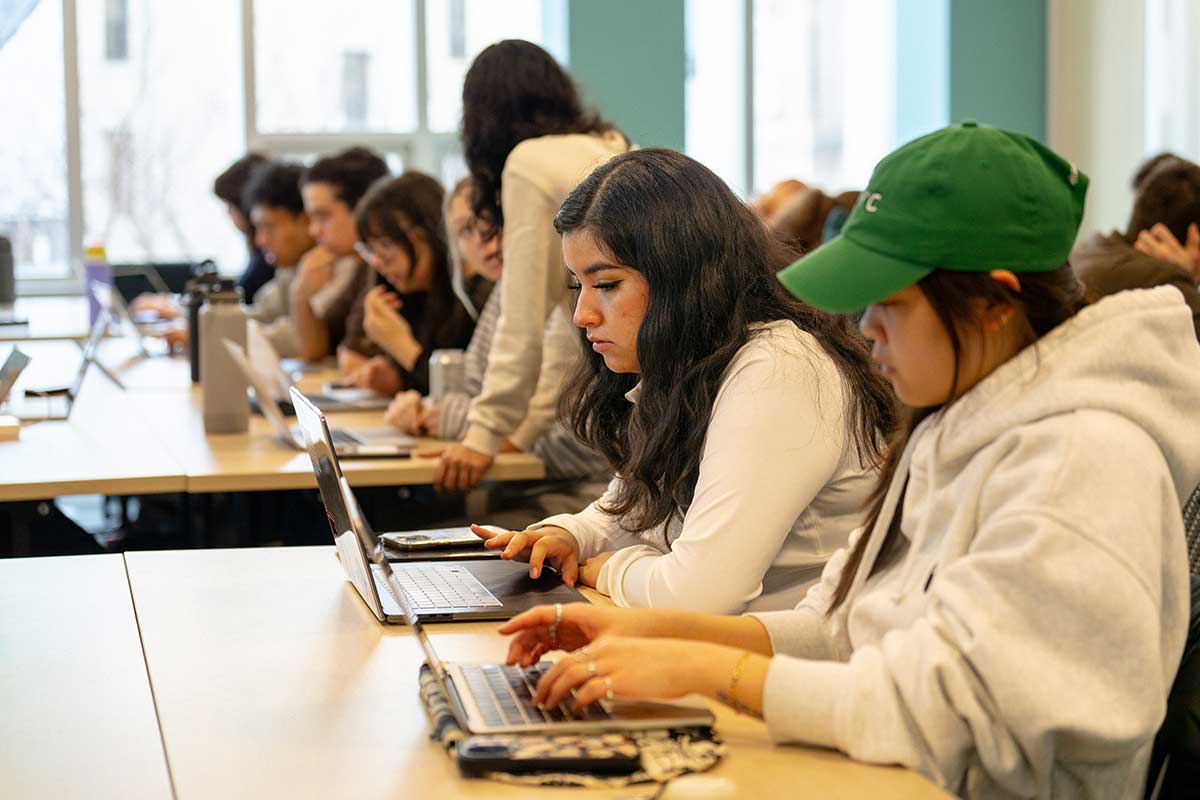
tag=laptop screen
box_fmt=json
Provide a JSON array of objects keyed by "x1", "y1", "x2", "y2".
[
  {"x1": 223, "y1": 340, "x2": 293, "y2": 441},
  {"x1": 291, "y1": 388, "x2": 354, "y2": 540},
  {"x1": 68, "y1": 309, "x2": 110, "y2": 400},
  {"x1": 0, "y1": 348, "x2": 31, "y2": 404}
]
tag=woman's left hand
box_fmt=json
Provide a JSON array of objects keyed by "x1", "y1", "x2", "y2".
[
  {"x1": 578, "y1": 550, "x2": 617, "y2": 589},
  {"x1": 349, "y1": 355, "x2": 403, "y2": 396},
  {"x1": 533, "y1": 636, "x2": 716, "y2": 711}
]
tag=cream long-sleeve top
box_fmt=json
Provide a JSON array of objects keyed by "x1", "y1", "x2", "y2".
[
  {"x1": 533, "y1": 320, "x2": 880, "y2": 614},
  {"x1": 463, "y1": 130, "x2": 630, "y2": 457},
  {"x1": 748, "y1": 288, "x2": 1200, "y2": 798}
]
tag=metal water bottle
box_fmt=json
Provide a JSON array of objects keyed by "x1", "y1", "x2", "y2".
[
  {"x1": 200, "y1": 279, "x2": 248, "y2": 433},
  {"x1": 428, "y1": 349, "x2": 466, "y2": 399}
]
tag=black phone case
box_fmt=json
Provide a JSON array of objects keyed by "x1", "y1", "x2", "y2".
[{"x1": 456, "y1": 733, "x2": 641, "y2": 777}]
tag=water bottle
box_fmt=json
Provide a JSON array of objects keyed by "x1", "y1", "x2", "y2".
[
  {"x1": 183, "y1": 263, "x2": 221, "y2": 383},
  {"x1": 428, "y1": 349, "x2": 466, "y2": 399},
  {"x1": 200, "y1": 279, "x2": 248, "y2": 433},
  {"x1": 0, "y1": 235, "x2": 14, "y2": 304},
  {"x1": 83, "y1": 244, "x2": 111, "y2": 325}
]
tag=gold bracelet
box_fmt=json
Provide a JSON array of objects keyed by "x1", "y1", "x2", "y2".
[{"x1": 728, "y1": 651, "x2": 753, "y2": 715}]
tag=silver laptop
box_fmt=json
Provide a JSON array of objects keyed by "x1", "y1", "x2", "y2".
[
  {"x1": 293, "y1": 386, "x2": 587, "y2": 622},
  {"x1": 0, "y1": 348, "x2": 31, "y2": 406},
  {"x1": 90, "y1": 282, "x2": 151, "y2": 358},
  {"x1": 7, "y1": 311, "x2": 110, "y2": 421},
  {"x1": 224, "y1": 339, "x2": 414, "y2": 458},
  {"x1": 246, "y1": 321, "x2": 390, "y2": 413},
  {"x1": 348, "y1": 498, "x2": 714, "y2": 734}
]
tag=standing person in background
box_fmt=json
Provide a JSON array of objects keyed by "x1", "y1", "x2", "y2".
[
  {"x1": 387, "y1": 178, "x2": 609, "y2": 524},
  {"x1": 349, "y1": 172, "x2": 477, "y2": 396},
  {"x1": 433, "y1": 39, "x2": 630, "y2": 493},
  {"x1": 292, "y1": 147, "x2": 388, "y2": 362},
  {"x1": 213, "y1": 152, "x2": 272, "y2": 303}
]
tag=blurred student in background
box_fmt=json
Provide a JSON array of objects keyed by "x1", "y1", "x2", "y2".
[
  {"x1": 1073, "y1": 154, "x2": 1200, "y2": 341},
  {"x1": 348, "y1": 172, "x2": 477, "y2": 396},
  {"x1": 214, "y1": 152, "x2": 273, "y2": 303},
  {"x1": 293, "y1": 146, "x2": 388, "y2": 362},
  {"x1": 433, "y1": 39, "x2": 631, "y2": 493}
]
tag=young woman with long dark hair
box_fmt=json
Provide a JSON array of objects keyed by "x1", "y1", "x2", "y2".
[
  {"x1": 349, "y1": 171, "x2": 476, "y2": 394},
  {"x1": 497, "y1": 124, "x2": 1200, "y2": 796},
  {"x1": 475, "y1": 149, "x2": 896, "y2": 613},
  {"x1": 433, "y1": 39, "x2": 630, "y2": 493}
]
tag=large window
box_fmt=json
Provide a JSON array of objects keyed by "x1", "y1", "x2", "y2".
[
  {"x1": 686, "y1": 0, "x2": 896, "y2": 199},
  {"x1": 1145, "y1": 0, "x2": 1200, "y2": 158},
  {"x1": 1, "y1": 0, "x2": 554, "y2": 290}
]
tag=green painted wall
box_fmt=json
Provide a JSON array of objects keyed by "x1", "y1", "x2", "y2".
[
  {"x1": 566, "y1": 0, "x2": 686, "y2": 150},
  {"x1": 948, "y1": 0, "x2": 1046, "y2": 140},
  {"x1": 896, "y1": 0, "x2": 1045, "y2": 144}
]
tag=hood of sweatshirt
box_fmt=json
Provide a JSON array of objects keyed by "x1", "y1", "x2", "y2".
[{"x1": 916, "y1": 285, "x2": 1200, "y2": 503}]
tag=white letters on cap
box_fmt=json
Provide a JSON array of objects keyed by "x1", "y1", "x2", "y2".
[{"x1": 864, "y1": 192, "x2": 882, "y2": 213}]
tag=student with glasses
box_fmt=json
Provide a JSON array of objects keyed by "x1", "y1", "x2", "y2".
[
  {"x1": 499, "y1": 124, "x2": 1200, "y2": 797},
  {"x1": 349, "y1": 172, "x2": 478, "y2": 397}
]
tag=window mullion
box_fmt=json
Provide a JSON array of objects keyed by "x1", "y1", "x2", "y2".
[
  {"x1": 743, "y1": 0, "x2": 755, "y2": 196},
  {"x1": 63, "y1": 0, "x2": 84, "y2": 283},
  {"x1": 242, "y1": 0, "x2": 258, "y2": 151}
]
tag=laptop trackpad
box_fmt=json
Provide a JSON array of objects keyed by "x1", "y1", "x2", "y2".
[{"x1": 463, "y1": 559, "x2": 588, "y2": 612}]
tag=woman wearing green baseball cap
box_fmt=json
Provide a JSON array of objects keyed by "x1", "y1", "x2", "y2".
[{"x1": 499, "y1": 123, "x2": 1200, "y2": 796}]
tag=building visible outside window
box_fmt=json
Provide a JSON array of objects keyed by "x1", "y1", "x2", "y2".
[
  {"x1": 105, "y1": 0, "x2": 128, "y2": 62},
  {"x1": 341, "y1": 51, "x2": 370, "y2": 131}
]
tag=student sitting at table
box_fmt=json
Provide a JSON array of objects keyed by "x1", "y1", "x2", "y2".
[
  {"x1": 292, "y1": 146, "x2": 388, "y2": 362},
  {"x1": 500, "y1": 124, "x2": 1200, "y2": 797},
  {"x1": 384, "y1": 178, "x2": 609, "y2": 521},
  {"x1": 432, "y1": 39, "x2": 632, "y2": 494},
  {"x1": 238, "y1": 161, "x2": 317, "y2": 357},
  {"x1": 476, "y1": 149, "x2": 896, "y2": 613},
  {"x1": 346, "y1": 172, "x2": 478, "y2": 396},
  {"x1": 215, "y1": 152, "x2": 274, "y2": 304}
]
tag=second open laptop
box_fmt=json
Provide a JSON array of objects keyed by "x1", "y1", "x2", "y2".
[
  {"x1": 5, "y1": 310, "x2": 109, "y2": 421},
  {"x1": 0, "y1": 347, "x2": 31, "y2": 406},
  {"x1": 292, "y1": 385, "x2": 587, "y2": 622},
  {"x1": 224, "y1": 340, "x2": 415, "y2": 458}
]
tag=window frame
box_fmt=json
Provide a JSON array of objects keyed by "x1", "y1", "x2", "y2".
[{"x1": 21, "y1": 0, "x2": 561, "y2": 296}]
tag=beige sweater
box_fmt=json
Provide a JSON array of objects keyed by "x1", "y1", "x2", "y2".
[{"x1": 462, "y1": 131, "x2": 629, "y2": 456}]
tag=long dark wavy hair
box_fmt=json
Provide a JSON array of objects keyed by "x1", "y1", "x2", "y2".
[
  {"x1": 461, "y1": 39, "x2": 622, "y2": 235},
  {"x1": 826, "y1": 265, "x2": 1089, "y2": 613},
  {"x1": 554, "y1": 149, "x2": 897, "y2": 535},
  {"x1": 355, "y1": 172, "x2": 462, "y2": 347}
]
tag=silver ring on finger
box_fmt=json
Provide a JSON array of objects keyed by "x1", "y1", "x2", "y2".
[
  {"x1": 604, "y1": 676, "x2": 614, "y2": 701},
  {"x1": 587, "y1": 660, "x2": 598, "y2": 677},
  {"x1": 548, "y1": 602, "x2": 563, "y2": 645}
]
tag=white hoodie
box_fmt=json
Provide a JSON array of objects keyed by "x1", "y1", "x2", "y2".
[{"x1": 750, "y1": 287, "x2": 1200, "y2": 798}]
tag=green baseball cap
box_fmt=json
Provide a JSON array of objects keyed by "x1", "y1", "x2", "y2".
[{"x1": 777, "y1": 121, "x2": 1089, "y2": 312}]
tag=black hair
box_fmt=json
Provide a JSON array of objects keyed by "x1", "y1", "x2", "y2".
[
  {"x1": 242, "y1": 161, "x2": 307, "y2": 216},
  {"x1": 826, "y1": 265, "x2": 1089, "y2": 613},
  {"x1": 302, "y1": 146, "x2": 389, "y2": 211},
  {"x1": 1126, "y1": 157, "x2": 1200, "y2": 244},
  {"x1": 213, "y1": 152, "x2": 270, "y2": 214},
  {"x1": 554, "y1": 149, "x2": 896, "y2": 535},
  {"x1": 354, "y1": 171, "x2": 462, "y2": 343},
  {"x1": 460, "y1": 39, "x2": 622, "y2": 235},
  {"x1": 1132, "y1": 152, "x2": 1182, "y2": 192}
]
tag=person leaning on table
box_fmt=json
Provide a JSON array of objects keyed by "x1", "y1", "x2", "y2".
[{"x1": 499, "y1": 123, "x2": 1200, "y2": 798}]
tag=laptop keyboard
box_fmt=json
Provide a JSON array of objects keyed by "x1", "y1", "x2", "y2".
[
  {"x1": 460, "y1": 662, "x2": 613, "y2": 727},
  {"x1": 374, "y1": 563, "x2": 503, "y2": 610},
  {"x1": 330, "y1": 428, "x2": 361, "y2": 446}
]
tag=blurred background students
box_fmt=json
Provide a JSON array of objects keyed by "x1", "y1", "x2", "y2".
[
  {"x1": 238, "y1": 160, "x2": 316, "y2": 357},
  {"x1": 433, "y1": 39, "x2": 631, "y2": 492},
  {"x1": 1073, "y1": 154, "x2": 1200, "y2": 341},
  {"x1": 213, "y1": 152, "x2": 273, "y2": 304},
  {"x1": 349, "y1": 172, "x2": 478, "y2": 396},
  {"x1": 293, "y1": 146, "x2": 388, "y2": 362}
]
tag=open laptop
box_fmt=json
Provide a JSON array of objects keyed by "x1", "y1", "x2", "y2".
[
  {"x1": 0, "y1": 348, "x2": 31, "y2": 406},
  {"x1": 7, "y1": 310, "x2": 110, "y2": 421},
  {"x1": 224, "y1": 339, "x2": 414, "y2": 458},
  {"x1": 246, "y1": 321, "x2": 390, "y2": 414},
  {"x1": 351, "y1": 497, "x2": 714, "y2": 734},
  {"x1": 90, "y1": 282, "x2": 151, "y2": 358},
  {"x1": 293, "y1": 385, "x2": 586, "y2": 622}
]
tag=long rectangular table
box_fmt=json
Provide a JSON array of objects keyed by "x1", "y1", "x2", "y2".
[
  {"x1": 122, "y1": 546, "x2": 948, "y2": 799},
  {"x1": 0, "y1": 554, "x2": 173, "y2": 799}
]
